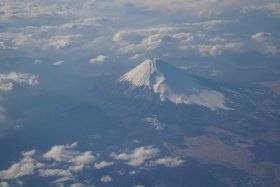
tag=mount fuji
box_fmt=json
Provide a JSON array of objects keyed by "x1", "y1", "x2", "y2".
[{"x1": 120, "y1": 58, "x2": 231, "y2": 110}]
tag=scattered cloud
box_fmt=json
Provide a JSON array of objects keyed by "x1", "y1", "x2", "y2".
[
  {"x1": 53, "y1": 176, "x2": 74, "y2": 184},
  {"x1": 38, "y1": 169, "x2": 73, "y2": 178},
  {"x1": 251, "y1": 32, "x2": 279, "y2": 55},
  {"x1": 150, "y1": 157, "x2": 184, "y2": 167},
  {"x1": 0, "y1": 142, "x2": 94, "y2": 186},
  {"x1": 100, "y1": 175, "x2": 112, "y2": 183},
  {"x1": 0, "y1": 142, "x2": 186, "y2": 186},
  {"x1": 53, "y1": 60, "x2": 65, "y2": 66},
  {"x1": 0, "y1": 72, "x2": 39, "y2": 92},
  {"x1": 94, "y1": 161, "x2": 114, "y2": 169},
  {"x1": 0, "y1": 150, "x2": 43, "y2": 180},
  {"x1": 88, "y1": 55, "x2": 109, "y2": 64},
  {"x1": 111, "y1": 146, "x2": 159, "y2": 167},
  {"x1": 43, "y1": 142, "x2": 80, "y2": 162},
  {"x1": 198, "y1": 42, "x2": 243, "y2": 56},
  {"x1": 43, "y1": 142, "x2": 95, "y2": 174}
]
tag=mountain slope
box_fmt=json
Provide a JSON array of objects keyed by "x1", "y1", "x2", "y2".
[{"x1": 120, "y1": 58, "x2": 231, "y2": 110}]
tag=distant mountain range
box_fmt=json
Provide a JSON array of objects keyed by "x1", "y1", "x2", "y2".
[{"x1": 120, "y1": 58, "x2": 231, "y2": 110}]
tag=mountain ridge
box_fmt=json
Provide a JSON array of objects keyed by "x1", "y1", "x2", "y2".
[{"x1": 120, "y1": 58, "x2": 231, "y2": 111}]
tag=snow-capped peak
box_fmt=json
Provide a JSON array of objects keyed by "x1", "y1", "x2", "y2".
[
  {"x1": 120, "y1": 58, "x2": 164, "y2": 88},
  {"x1": 120, "y1": 58, "x2": 231, "y2": 111}
]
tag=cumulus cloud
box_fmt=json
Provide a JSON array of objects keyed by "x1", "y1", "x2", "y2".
[
  {"x1": 0, "y1": 142, "x2": 97, "y2": 186},
  {"x1": 88, "y1": 55, "x2": 109, "y2": 64},
  {"x1": 150, "y1": 157, "x2": 185, "y2": 167},
  {"x1": 0, "y1": 150, "x2": 43, "y2": 180},
  {"x1": 94, "y1": 161, "x2": 114, "y2": 169},
  {"x1": 43, "y1": 142, "x2": 79, "y2": 162},
  {"x1": 100, "y1": 175, "x2": 112, "y2": 183},
  {"x1": 0, "y1": 72, "x2": 39, "y2": 92},
  {"x1": 0, "y1": 142, "x2": 186, "y2": 186},
  {"x1": 70, "y1": 151, "x2": 95, "y2": 165},
  {"x1": 43, "y1": 142, "x2": 95, "y2": 173},
  {"x1": 111, "y1": 146, "x2": 159, "y2": 167}
]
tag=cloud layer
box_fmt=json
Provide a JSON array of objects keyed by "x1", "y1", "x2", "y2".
[{"x1": 0, "y1": 143, "x2": 185, "y2": 186}]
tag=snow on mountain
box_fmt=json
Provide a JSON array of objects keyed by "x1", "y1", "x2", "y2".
[{"x1": 120, "y1": 58, "x2": 231, "y2": 110}]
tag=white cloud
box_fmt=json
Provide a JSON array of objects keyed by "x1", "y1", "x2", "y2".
[
  {"x1": 94, "y1": 161, "x2": 114, "y2": 169},
  {"x1": 0, "y1": 142, "x2": 97, "y2": 186},
  {"x1": 88, "y1": 55, "x2": 109, "y2": 64},
  {"x1": 53, "y1": 177, "x2": 74, "y2": 184},
  {"x1": 251, "y1": 32, "x2": 279, "y2": 55},
  {"x1": 43, "y1": 142, "x2": 79, "y2": 162},
  {"x1": 22, "y1": 149, "x2": 36, "y2": 157},
  {"x1": 38, "y1": 169, "x2": 73, "y2": 178},
  {"x1": 252, "y1": 32, "x2": 271, "y2": 42},
  {"x1": 111, "y1": 146, "x2": 159, "y2": 167},
  {"x1": 151, "y1": 157, "x2": 185, "y2": 167},
  {"x1": 44, "y1": 143, "x2": 94, "y2": 163},
  {"x1": 70, "y1": 151, "x2": 95, "y2": 165},
  {"x1": 48, "y1": 35, "x2": 81, "y2": 49},
  {"x1": 0, "y1": 72, "x2": 39, "y2": 92},
  {"x1": 100, "y1": 175, "x2": 112, "y2": 183},
  {"x1": 0, "y1": 142, "x2": 186, "y2": 186},
  {"x1": 0, "y1": 150, "x2": 43, "y2": 180},
  {"x1": 53, "y1": 60, "x2": 65, "y2": 66},
  {"x1": 43, "y1": 142, "x2": 95, "y2": 174},
  {"x1": 198, "y1": 42, "x2": 243, "y2": 56}
]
